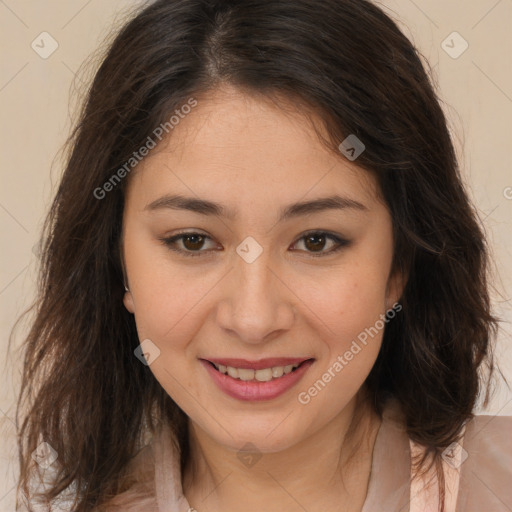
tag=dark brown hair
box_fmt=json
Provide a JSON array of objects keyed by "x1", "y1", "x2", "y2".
[{"x1": 12, "y1": 0, "x2": 499, "y2": 510}]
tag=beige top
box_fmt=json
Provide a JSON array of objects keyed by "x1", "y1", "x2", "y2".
[
  {"x1": 149, "y1": 399, "x2": 512, "y2": 512},
  {"x1": 21, "y1": 399, "x2": 512, "y2": 511}
]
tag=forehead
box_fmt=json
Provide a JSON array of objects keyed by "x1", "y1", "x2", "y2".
[{"x1": 125, "y1": 86, "x2": 381, "y2": 212}]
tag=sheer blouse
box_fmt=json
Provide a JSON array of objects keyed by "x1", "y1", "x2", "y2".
[
  {"x1": 150, "y1": 399, "x2": 512, "y2": 511},
  {"x1": 21, "y1": 398, "x2": 512, "y2": 511}
]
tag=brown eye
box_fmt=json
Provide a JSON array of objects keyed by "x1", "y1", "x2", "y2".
[
  {"x1": 159, "y1": 230, "x2": 350, "y2": 259},
  {"x1": 159, "y1": 232, "x2": 217, "y2": 258},
  {"x1": 292, "y1": 231, "x2": 350, "y2": 257},
  {"x1": 304, "y1": 233, "x2": 328, "y2": 252},
  {"x1": 181, "y1": 234, "x2": 206, "y2": 251}
]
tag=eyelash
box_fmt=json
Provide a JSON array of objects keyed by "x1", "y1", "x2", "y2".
[{"x1": 158, "y1": 231, "x2": 350, "y2": 259}]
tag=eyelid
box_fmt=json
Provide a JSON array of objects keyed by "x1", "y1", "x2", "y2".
[
  {"x1": 158, "y1": 230, "x2": 350, "y2": 258},
  {"x1": 291, "y1": 230, "x2": 350, "y2": 257},
  {"x1": 158, "y1": 230, "x2": 218, "y2": 258}
]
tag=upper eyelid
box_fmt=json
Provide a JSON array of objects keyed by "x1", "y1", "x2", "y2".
[{"x1": 161, "y1": 230, "x2": 348, "y2": 255}]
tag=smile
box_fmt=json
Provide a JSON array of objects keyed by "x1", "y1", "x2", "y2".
[
  {"x1": 209, "y1": 361, "x2": 304, "y2": 382},
  {"x1": 199, "y1": 357, "x2": 315, "y2": 401}
]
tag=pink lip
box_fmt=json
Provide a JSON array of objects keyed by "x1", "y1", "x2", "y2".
[{"x1": 200, "y1": 358, "x2": 315, "y2": 402}]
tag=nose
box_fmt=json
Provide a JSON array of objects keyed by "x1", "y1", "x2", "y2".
[{"x1": 215, "y1": 247, "x2": 296, "y2": 344}]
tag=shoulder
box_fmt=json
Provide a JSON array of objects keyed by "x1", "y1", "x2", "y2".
[
  {"x1": 462, "y1": 413, "x2": 512, "y2": 463},
  {"x1": 455, "y1": 413, "x2": 512, "y2": 511},
  {"x1": 21, "y1": 443, "x2": 160, "y2": 512},
  {"x1": 91, "y1": 444, "x2": 159, "y2": 512}
]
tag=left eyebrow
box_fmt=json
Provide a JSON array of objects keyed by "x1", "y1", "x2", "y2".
[{"x1": 144, "y1": 193, "x2": 369, "y2": 221}]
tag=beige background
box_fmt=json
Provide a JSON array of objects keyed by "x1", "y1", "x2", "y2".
[{"x1": 1, "y1": 0, "x2": 511, "y2": 509}]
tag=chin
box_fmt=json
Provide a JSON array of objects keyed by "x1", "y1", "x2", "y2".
[{"x1": 204, "y1": 417, "x2": 308, "y2": 453}]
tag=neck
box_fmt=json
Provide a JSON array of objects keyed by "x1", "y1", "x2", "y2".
[{"x1": 182, "y1": 389, "x2": 381, "y2": 512}]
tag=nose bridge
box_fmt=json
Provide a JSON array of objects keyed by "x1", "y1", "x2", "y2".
[
  {"x1": 237, "y1": 247, "x2": 274, "y2": 304},
  {"x1": 216, "y1": 240, "x2": 294, "y2": 343}
]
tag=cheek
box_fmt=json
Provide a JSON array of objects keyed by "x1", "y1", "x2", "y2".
[
  {"x1": 291, "y1": 251, "x2": 391, "y2": 410},
  {"x1": 124, "y1": 232, "x2": 211, "y2": 344},
  {"x1": 134, "y1": 282, "x2": 200, "y2": 344},
  {"x1": 294, "y1": 266, "x2": 388, "y2": 417},
  {"x1": 297, "y1": 257, "x2": 391, "y2": 347}
]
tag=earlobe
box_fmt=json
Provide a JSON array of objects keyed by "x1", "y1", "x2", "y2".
[
  {"x1": 123, "y1": 289, "x2": 135, "y2": 313},
  {"x1": 385, "y1": 268, "x2": 408, "y2": 310}
]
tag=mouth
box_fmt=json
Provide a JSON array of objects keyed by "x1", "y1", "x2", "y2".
[
  {"x1": 199, "y1": 357, "x2": 315, "y2": 401},
  {"x1": 203, "y1": 358, "x2": 314, "y2": 382}
]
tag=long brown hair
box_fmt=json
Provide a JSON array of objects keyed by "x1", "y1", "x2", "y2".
[{"x1": 12, "y1": 0, "x2": 499, "y2": 510}]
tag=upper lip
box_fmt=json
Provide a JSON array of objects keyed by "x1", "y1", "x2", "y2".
[{"x1": 202, "y1": 357, "x2": 313, "y2": 370}]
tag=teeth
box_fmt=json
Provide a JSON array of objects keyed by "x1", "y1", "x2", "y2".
[
  {"x1": 238, "y1": 368, "x2": 255, "y2": 381},
  {"x1": 212, "y1": 362, "x2": 302, "y2": 381},
  {"x1": 271, "y1": 366, "x2": 284, "y2": 378},
  {"x1": 255, "y1": 368, "x2": 273, "y2": 382}
]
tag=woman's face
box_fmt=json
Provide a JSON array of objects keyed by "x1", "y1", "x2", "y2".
[{"x1": 122, "y1": 86, "x2": 403, "y2": 453}]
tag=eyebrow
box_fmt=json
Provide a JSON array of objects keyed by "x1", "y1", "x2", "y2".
[{"x1": 144, "y1": 193, "x2": 368, "y2": 222}]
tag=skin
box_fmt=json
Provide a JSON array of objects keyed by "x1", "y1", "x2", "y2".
[{"x1": 121, "y1": 85, "x2": 405, "y2": 512}]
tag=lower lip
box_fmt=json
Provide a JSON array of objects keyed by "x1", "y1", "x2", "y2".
[{"x1": 200, "y1": 359, "x2": 315, "y2": 402}]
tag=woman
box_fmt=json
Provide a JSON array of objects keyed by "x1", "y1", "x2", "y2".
[{"x1": 14, "y1": 0, "x2": 511, "y2": 511}]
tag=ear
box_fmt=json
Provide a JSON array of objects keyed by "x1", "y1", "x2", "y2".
[
  {"x1": 119, "y1": 239, "x2": 134, "y2": 313},
  {"x1": 123, "y1": 288, "x2": 135, "y2": 314},
  {"x1": 385, "y1": 266, "x2": 408, "y2": 310}
]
